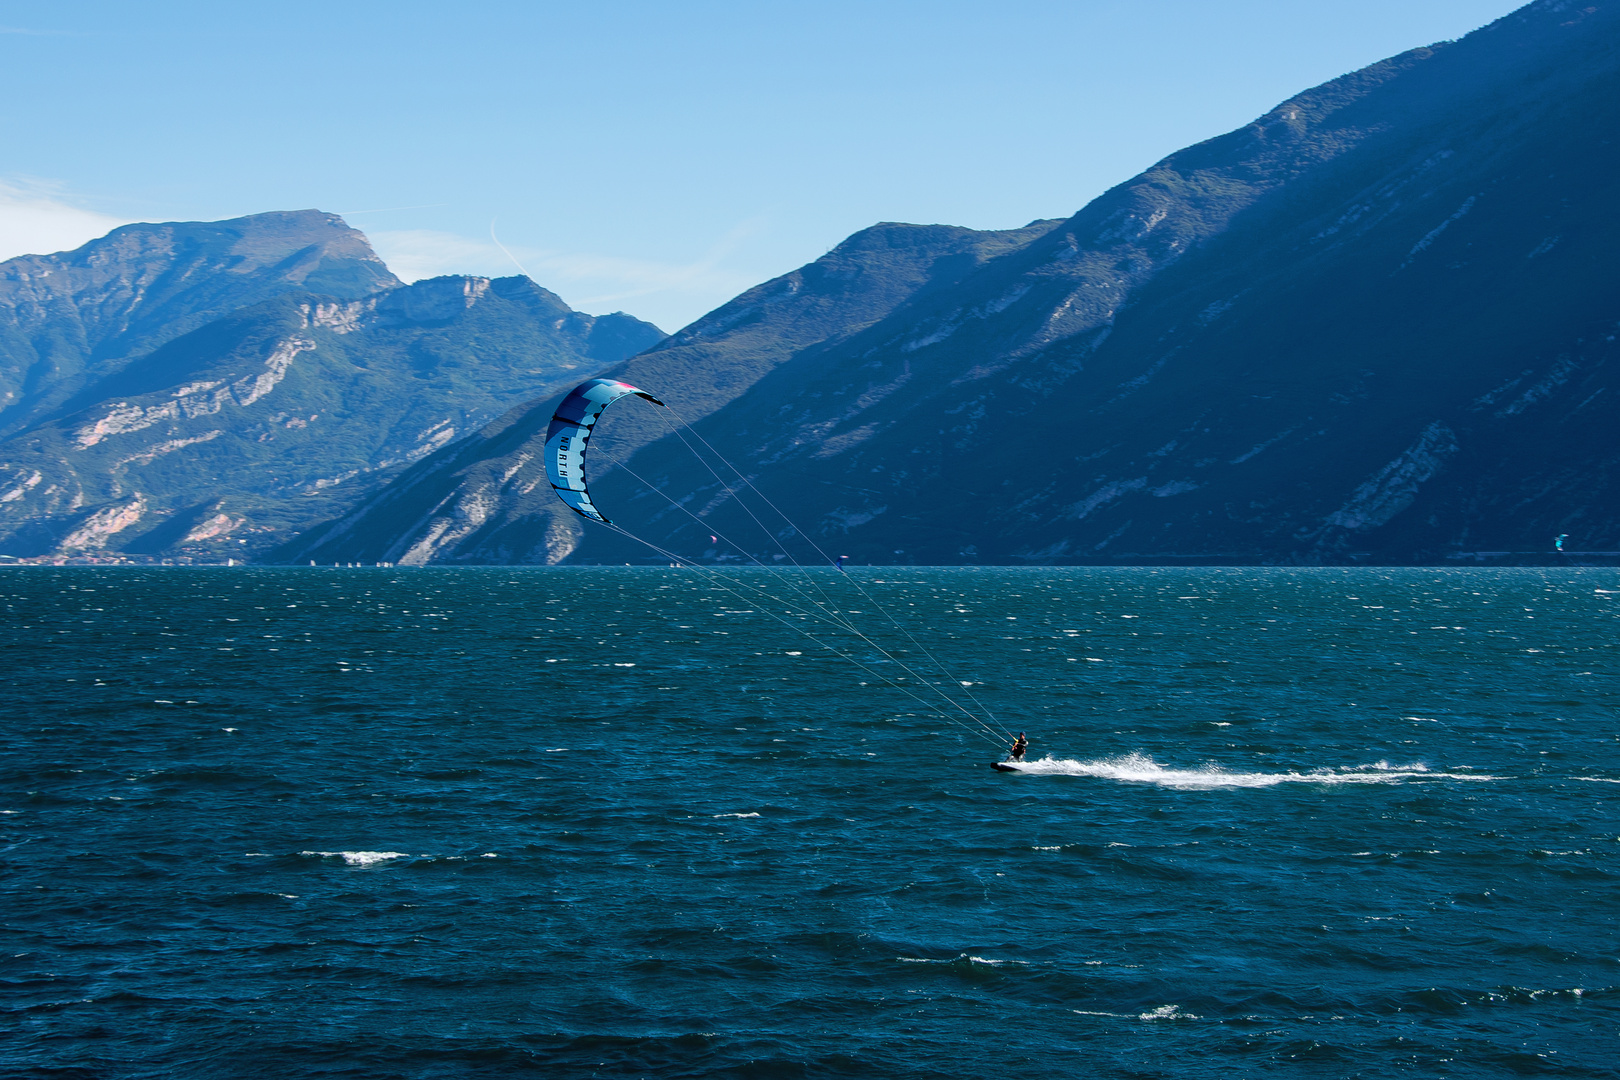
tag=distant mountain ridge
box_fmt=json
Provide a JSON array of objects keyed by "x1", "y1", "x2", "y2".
[
  {"x1": 0, "y1": 213, "x2": 664, "y2": 559},
  {"x1": 0, "y1": 210, "x2": 400, "y2": 438},
  {"x1": 280, "y1": 0, "x2": 1620, "y2": 566}
]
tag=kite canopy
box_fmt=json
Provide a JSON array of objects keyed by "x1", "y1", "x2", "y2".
[{"x1": 544, "y1": 378, "x2": 665, "y2": 525}]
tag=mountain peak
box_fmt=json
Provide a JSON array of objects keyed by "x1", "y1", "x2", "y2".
[
  {"x1": 80, "y1": 209, "x2": 400, "y2": 296},
  {"x1": 0, "y1": 209, "x2": 402, "y2": 437}
]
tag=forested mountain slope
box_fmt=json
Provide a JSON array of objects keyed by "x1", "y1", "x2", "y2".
[
  {"x1": 0, "y1": 213, "x2": 663, "y2": 559},
  {"x1": 0, "y1": 211, "x2": 399, "y2": 438}
]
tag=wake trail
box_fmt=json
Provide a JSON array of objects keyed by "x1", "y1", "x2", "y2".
[{"x1": 1007, "y1": 752, "x2": 1500, "y2": 789}]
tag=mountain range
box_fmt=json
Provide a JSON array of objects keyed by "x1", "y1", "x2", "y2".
[
  {"x1": 278, "y1": 0, "x2": 1620, "y2": 567},
  {"x1": 5, "y1": 0, "x2": 1615, "y2": 567},
  {"x1": 0, "y1": 212, "x2": 663, "y2": 558}
]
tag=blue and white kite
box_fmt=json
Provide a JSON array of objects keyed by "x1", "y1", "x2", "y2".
[{"x1": 544, "y1": 378, "x2": 664, "y2": 525}]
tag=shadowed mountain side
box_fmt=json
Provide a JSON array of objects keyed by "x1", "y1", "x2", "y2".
[
  {"x1": 272, "y1": 221, "x2": 1061, "y2": 565},
  {"x1": 278, "y1": 0, "x2": 1620, "y2": 567},
  {"x1": 0, "y1": 274, "x2": 664, "y2": 559},
  {"x1": 570, "y1": 0, "x2": 1620, "y2": 566},
  {"x1": 0, "y1": 210, "x2": 403, "y2": 438},
  {"x1": 589, "y1": 220, "x2": 1063, "y2": 447}
]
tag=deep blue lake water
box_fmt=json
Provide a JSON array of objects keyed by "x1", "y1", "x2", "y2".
[{"x1": 2, "y1": 566, "x2": 1617, "y2": 1078}]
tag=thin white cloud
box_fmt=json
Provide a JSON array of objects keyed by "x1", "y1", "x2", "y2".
[
  {"x1": 0, "y1": 179, "x2": 128, "y2": 261},
  {"x1": 366, "y1": 222, "x2": 765, "y2": 331}
]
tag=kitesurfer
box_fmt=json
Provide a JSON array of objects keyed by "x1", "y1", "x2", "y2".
[{"x1": 1008, "y1": 732, "x2": 1029, "y2": 762}]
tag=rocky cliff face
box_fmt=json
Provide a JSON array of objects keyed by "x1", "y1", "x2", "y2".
[
  {"x1": 0, "y1": 214, "x2": 665, "y2": 559},
  {"x1": 283, "y1": 0, "x2": 1620, "y2": 566}
]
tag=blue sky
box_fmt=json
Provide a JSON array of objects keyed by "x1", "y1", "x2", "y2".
[{"x1": 1, "y1": 0, "x2": 1527, "y2": 331}]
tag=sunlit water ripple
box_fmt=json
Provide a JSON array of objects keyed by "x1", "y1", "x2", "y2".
[{"x1": 2, "y1": 566, "x2": 1617, "y2": 1077}]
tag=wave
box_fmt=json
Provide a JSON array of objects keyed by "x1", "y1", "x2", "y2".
[
  {"x1": 1072, "y1": 1005, "x2": 1200, "y2": 1021},
  {"x1": 300, "y1": 850, "x2": 410, "y2": 867},
  {"x1": 1007, "y1": 752, "x2": 1498, "y2": 789},
  {"x1": 897, "y1": 953, "x2": 1027, "y2": 967}
]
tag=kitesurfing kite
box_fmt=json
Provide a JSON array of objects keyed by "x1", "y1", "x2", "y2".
[{"x1": 544, "y1": 378, "x2": 664, "y2": 525}]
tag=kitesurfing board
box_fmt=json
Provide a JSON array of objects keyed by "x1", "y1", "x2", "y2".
[{"x1": 991, "y1": 761, "x2": 1027, "y2": 773}]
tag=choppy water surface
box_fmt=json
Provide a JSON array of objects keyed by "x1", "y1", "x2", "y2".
[{"x1": 2, "y1": 566, "x2": 1618, "y2": 1078}]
